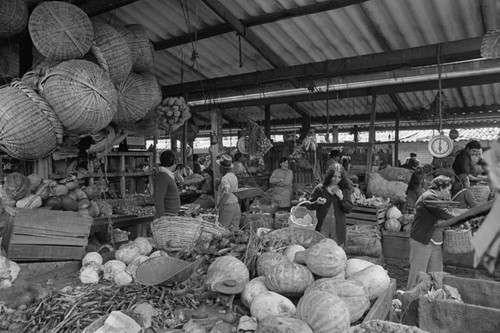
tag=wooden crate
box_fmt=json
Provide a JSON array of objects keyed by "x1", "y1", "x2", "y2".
[
  {"x1": 382, "y1": 230, "x2": 410, "y2": 259},
  {"x1": 1, "y1": 207, "x2": 92, "y2": 261},
  {"x1": 362, "y1": 278, "x2": 397, "y2": 323},
  {"x1": 346, "y1": 204, "x2": 387, "y2": 225}
]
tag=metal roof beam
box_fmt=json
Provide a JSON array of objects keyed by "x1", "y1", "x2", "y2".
[
  {"x1": 154, "y1": 0, "x2": 369, "y2": 50},
  {"x1": 162, "y1": 37, "x2": 483, "y2": 96}
]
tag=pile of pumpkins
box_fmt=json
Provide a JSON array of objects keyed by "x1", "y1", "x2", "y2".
[
  {"x1": 204, "y1": 238, "x2": 391, "y2": 333},
  {"x1": 384, "y1": 206, "x2": 414, "y2": 232},
  {"x1": 0, "y1": 172, "x2": 111, "y2": 218}
]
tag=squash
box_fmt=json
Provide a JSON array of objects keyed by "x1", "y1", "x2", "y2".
[
  {"x1": 60, "y1": 195, "x2": 78, "y2": 211},
  {"x1": 77, "y1": 198, "x2": 90, "y2": 210},
  {"x1": 205, "y1": 256, "x2": 249, "y2": 290},
  {"x1": 27, "y1": 174, "x2": 42, "y2": 192},
  {"x1": 44, "y1": 196, "x2": 63, "y2": 210},
  {"x1": 256, "y1": 252, "x2": 289, "y2": 277},
  {"x1": 16, "y1": 194, "x2": 42, "y2": 209},
  {"x1": 304, "y1": 278, "x2": 370, "y2": 323},
  {"x1": 294, "y1": 238, "x2": 347, "y2": 277},
  {"x1": 348, "y1": 264, "x2": 390, "y2": 300},
  {"x1": 283, "y1": 244, "x2": 305, "y2": 262},
  {"x1": 4, "y1": 172, "x2": 30, "y2": 200},
  {"x1": 73, "y1": 188, "x2": 87, "y2": 200},
  {"x1": 65, "y1": 181, "x2": 79, "y2": 191},
  {"x1": 385, "y1": 218, "x2": 401, "y2": 231},
  {"x1": 83, "y1": 185, "x2": 99, "y2": 200},
  {"x1": 241, "y1": 276, "x2": 268, "y2": 309},
  {"x1": 88, "y1": 201, "x2": 100, "y2": 218},
  {"x1": 256, "y1": 316, "x2": 313, "y2": 333},
  {"x1": 52, "y1": 184, "x2": 69, "y2": 197},
  {"x1": 250, "y1": 291, "x2": 296, "y2": 322},
  {"x1": 265, "y1": 261, "x2": 314, "y2": 297},
  {"x1": 133, "y1": 237, "x2": 153, "y2": 256},
  {"x1": 35, "y1": 183, "x2": 52, "y2": 200},
  {"x1": 296, "y1": 290, "x2": 350, "y2": 333},
  {"x1": 345, "y1": 258, "x2": 375, "y2": 279},
  {"x1": 386, "y1": 206, "x2": 402, "y2": 220}
]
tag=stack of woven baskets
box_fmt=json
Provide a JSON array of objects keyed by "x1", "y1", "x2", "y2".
[{"x1": 0, "y1": 1, "x2": 163, "y2": 160}]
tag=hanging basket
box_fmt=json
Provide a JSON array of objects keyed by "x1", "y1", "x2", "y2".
[
  {"x1": 40, "y1": 59, "x2": 118, "y2": 135},
  {"x1": 112, "y1": 24, "x2": 139, "y2": 65},
  {"x1": 0, "y1": 80, "x2": 62, "y2": 160},
  {"x1": 126, "y1": 24, "x2": 154, "y2": 73},
  {"x1": 29, "y1": 1, "x2": 94, "y2": 61},
  {"x1": 88, "y1": 21, "x2": 132, "y2": 85},
  {"x1": 0, "y1": 0, "x2": 28, "y2": 38}
]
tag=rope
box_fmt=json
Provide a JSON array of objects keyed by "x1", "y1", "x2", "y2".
[{"x1": 90, "y1": 42, "x2": 110, "y2": 74}]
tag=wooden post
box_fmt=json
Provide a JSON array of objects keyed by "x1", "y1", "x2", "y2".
[
  {"x1": 182, "y1": 121, "x2": 188, "y2": 165},
  {"x1": 211, "y1": 109, "x2": 222, "y2": 201},
  {"x1": 365, "y1": 95, "x2": 377, "y2": 180},
  {"x1": 395, "y1": 106, "x2": 400, "y2": 166},
  {"x1": 264, "y1": 105, "x2": 271, "y2": 169},
  {"x1": 332, "y1": 126, "x2": 339, "y2": 143}
]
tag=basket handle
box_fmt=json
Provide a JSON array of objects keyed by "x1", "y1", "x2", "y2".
[{"x1": 296, "y1": 199, "x2": 318, "y2": 207}]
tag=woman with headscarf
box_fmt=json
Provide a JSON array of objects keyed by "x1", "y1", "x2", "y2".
[
  {"x1": 270, "y1": 157, "x2": 293, "y2": 211},
  {"x1": 303, "y1": 163, "x2": 353, "y2": 245},
  {"x1": 154, "y1": 149, "x2": 181, "y2": 217},
  {"x1": 407, "y1": 175, "x2": 456, "y2": 289},
  {"x1": 194, "y1": 168, "x2": 215, "y2": 209},
  {"x1": 215, "y1": 154, "x2": 241, "y2": 229}
]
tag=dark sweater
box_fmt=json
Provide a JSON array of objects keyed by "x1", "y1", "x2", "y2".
[
  {"x1": 154, "y1": 172, "x2": 180, "y2": 217},
  {"x1": 410, "y1": 189, "x2": 454, "y2": 245},
  {"x1": 304, "y1": 184, "x2": 353, "y2": 245}
]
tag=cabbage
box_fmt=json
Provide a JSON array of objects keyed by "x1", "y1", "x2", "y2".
[
  {"x1": 386, "y1": 206, "x2": 402, "y2": 220},
  {"x1": 114, "y1": 271, "x2": 133, "y2": 286},
  {"x1": 205, "y1": 255, "x2": 249, "y2": 290},
  {"x1": 0, "y1": 256, "x2": 20, "y2": 288},
  {"x1": 82, "y1": 252, "x2": 103, "y2": 266},
  {"x1": 115, "y1": 244, "x2": 141, "y2": 264},
  {"x1": 126, "y1": 255, "x2": 148, "y2": 281},
  {"x1": 149, "y1": 250, "x2": 169, "y2": 258},
  {"x1": 79, "y1": 266, "x2": 100, "y2": 284},
  {"x1": 133, "y1": 237, "x2": 153, "y2": 256},
  {"x1": 385, "y1": 218, "x2": 402, "y2": 231},
  {"x1": 103, "y1": 260, "x2": 127, "y2": 281}
]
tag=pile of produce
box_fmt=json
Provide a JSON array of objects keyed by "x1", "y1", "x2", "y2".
[
  {"x1": 384, "y1": 206, "x2": 413, "y2": 232},
  {"x1": 0, "y1": 172, "x2": 111, "y2": 218},
  {"x1": 156, "y1": 96, "x2": 192, "y2": 133},
  {"x1": 246, "y1": 120, "x2": 273, "y2": 159},
  {"x1": 351, "y1": 187, "x2": 390, "y2": 207}
]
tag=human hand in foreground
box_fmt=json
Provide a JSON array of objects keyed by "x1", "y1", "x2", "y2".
[{"x1": 317, "y1": 197, "x2": 327, "y2": 205}]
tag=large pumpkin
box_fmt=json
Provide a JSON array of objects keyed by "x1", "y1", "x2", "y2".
[
  {"x1": 265, "y1": 261, "x2": 314, "y2": 297},
  {"x1": 256, "y1": 252, "x2": 289, "y2": 277},
  {"x1": 296, "y1": 290, "x2": 350, "y2": 333},
  {"x1": 256, "y1": 316, "x2": 313, "y2": 333},
  {"x1": 294, "y1": 238, "x2": 347, "y2": 277},
  {"x1": 250, "y1": 291, "x2": 296, "y2": 322},
  {"x1": 348, "y1": 264, "x2": 390, "y2": 300},
  {"x1": 241, "y1": 276, "x2": 268, "y2": 309},
  {"x1": 305, "y1": 278, "x2": 370, "y2": 323},
  {"x1": 4, "y1": 172, "x2": 30, "y2": 200},
  {"x1": 205, "y1": 255, "x2": 249, "y2": 290},
  {"x1": 345, "y1": 258, "x2": 374, "y2": 279}
]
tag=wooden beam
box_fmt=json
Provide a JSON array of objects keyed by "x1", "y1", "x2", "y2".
[
  {"x1": 154, "y1": 0, "x2": 369, "y2": 50},
  {"x1": 365, "y1": 95, "x2": 377, "y2": 177},
  {"x1": 191, "y1": 71, "x2": 500, "y2": 110},
  {"x1": 162, "y1": 37, "x2": 483, "y2": 96},
  {"x1": 78, "y1": 0, "x2": 139, "y2": 16}
]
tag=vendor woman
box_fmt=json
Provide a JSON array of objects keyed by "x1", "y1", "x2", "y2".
[
  {"x1": 154, "y1": 149, "x2": 180, "y2": 217},
  {"x1": 303, "y1": 163, "x2": 353, "y2": 245},
  {"x1": 407, "y1": 175, "x2": 457, "y2": 289},
  {"x1": 216, "y1": 154, "x2": 241, "y2": 229},
  {"x1": 269, "y1": 157, "x2": 293, "y2": 211}
]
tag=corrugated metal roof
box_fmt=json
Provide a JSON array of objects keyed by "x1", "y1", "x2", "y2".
[{"x1": 1, "y1": 0, "x2": 500, "y2": 132}]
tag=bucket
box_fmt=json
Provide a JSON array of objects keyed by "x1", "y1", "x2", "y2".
[{"x1": 274, "y1": 211, "x2": 290, "y2": 229}]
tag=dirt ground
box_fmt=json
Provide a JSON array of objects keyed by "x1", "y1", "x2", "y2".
[{"x1": 384, "y1": 257, "x2": 500, "y2": 291}]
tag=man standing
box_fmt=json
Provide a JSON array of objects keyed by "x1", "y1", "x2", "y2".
[{"x1": 452, "y1": 140, "x2": 487, "y2": 186}]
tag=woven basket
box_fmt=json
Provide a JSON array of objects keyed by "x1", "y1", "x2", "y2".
[
  {"x1": 126, "y1": 24, "x2": 154, "y2": 73},
  {"x1": 0, "y1": 80, "x2": 62, "y2": 160},
  {"x1": 240, "y1": 212, "x2": 274, "y2": 231},
  {"x1": 151, "y1": 216, "x2": 230, "y2": 250},
  {"x1": 470, "y1": 184, "x2": 491, "y2": 204},
  {"x1": 0, "y1": 0, "x2": 28, "y2": 38},
  {"x1": 289, "y1": 201, "x2": 318, "y2": 230},
  {"x1": 29, "y1": 2, "x2": 93, "y2": 61},
  {"x1": 112, "y1": 24, "x2": 139, "y2": 65},
  {"x1": 264, "y1": 227, "x2": 325, "y2": 248},
  {"x1": 114, "y1": 72, "x2": 162, "y2": 123},
  {"x1": 40, "y1": 59, "x2": 118, "y2": 134},
  {"x1": 89, "y1": 21, "x2": 132, "y2": 85},
  {"x1": 444, "y1": 228, "x2": 473, "y2": 254}
]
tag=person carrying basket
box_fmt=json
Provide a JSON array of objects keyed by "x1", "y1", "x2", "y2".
[{"x1": 300, "y1": 163, "x2": 353, "y2": 246}]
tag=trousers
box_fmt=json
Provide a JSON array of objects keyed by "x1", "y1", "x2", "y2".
[
  {"x1": 407, "y1": 238, "x2": 443, "y2": 289},
  {"x1": 218, "y1": 202, "x2": 241, "y2": 229}
]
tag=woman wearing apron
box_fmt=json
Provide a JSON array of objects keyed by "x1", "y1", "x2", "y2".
[{"x1": 269, "y1": 157, "x2": 293, "y2": 211}]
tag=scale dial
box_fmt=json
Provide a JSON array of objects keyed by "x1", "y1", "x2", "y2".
[{"x1": 428, "y1": 135, "x2": 454, "y2": 158}]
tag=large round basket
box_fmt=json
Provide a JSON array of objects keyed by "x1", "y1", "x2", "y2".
[
  {"x1": 470, "y1": 184, "x2": 491, "y2": 204},
  {"x1": 82, "y1": 310, "x2": 143, "y2": 333},
  {"x1": 136, "y1": 256, "x2": 203, "y2": 286},
  {"x1": 443, "y1": 228, "x2": 473, "y2": 254},
  {"x1": 29, "y1": 1, "x2": 93, "y2": 61},
  {"x1": 126, "y1": 24, "x2": 155, "y2": 73},
  {"x1": 264, "y1": 227, "x2": 325, "y2": 248},
  {"x1": 151, "y1": 216, "x2": 230, "y2": 250},
  {"x1": 0, "y1": 80, "x2": 62, "y2": 160},
  {"x1": 240, "y1": 212, "x2": 274, "y2": 231},
  {"x1": 40, "y1": 59, "x2": 118, "y2": 135},
  {"x1": 113, "y1": 72, "x2": 161, "y2": 123},
  {"x1": 89, "y1": 21, "x2": 132, "y2": 85},
  {"x1": 0, "y1": 0, "x2": 28, "y2": 38},
  {"x1": 113, "y1": 24, "x2": 139, "y2": 65}
]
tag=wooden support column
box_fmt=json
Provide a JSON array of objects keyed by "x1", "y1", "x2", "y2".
[
  {"x1": 211, "y1": 108, "x2": 222, "y2": 201},
  {"x1": 394, "y1": 107, "x2": 400, "y2": 166},
  {"x1": 365, "y1": 95, "x2": 377, "y2": 180},
  {"x1": 264, "y1": 105, "x2": 271, "y2": 138},
  {"x1": 182, "y1": 122, "x2": 188, "y2": 164},
  {"x1": 332, "y1": 126, "x2": 339, "y2": 143}
]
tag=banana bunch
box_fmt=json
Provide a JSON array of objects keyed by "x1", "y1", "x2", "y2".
[
  {"x1": 289, "y1": 145, "x2": 305, "y2": 160},
  {"x1": 156, "y1": 96, "x2": 191, "y2": 132},
  {"x1": 302, "y1": 133, "x2": 318, "y2": 151}
]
